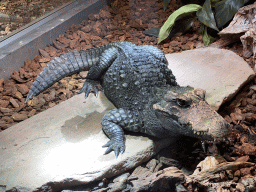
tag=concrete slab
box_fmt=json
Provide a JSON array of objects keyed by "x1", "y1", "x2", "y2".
[
  {"x1": 166, "y1": 47, "x2": 255, "y2": 110},
  {"x1": 0, "y1": 92, "x2": 172, "y2": 190},
  {"x1": 0, "y1": 47, "x2": 254, "y2": 190}
]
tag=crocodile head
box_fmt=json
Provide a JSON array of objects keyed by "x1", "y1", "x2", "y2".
[{"x1": 153, "y1": 86, "x2": 230, "y2": 141}]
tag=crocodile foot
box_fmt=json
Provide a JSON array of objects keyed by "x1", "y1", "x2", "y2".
[
  {"x1": 102, "y1": 139, "x2": 125, "y2": 158},
  {"x1": 78, "y1": 79, "x2": 101, "y2": 98}
]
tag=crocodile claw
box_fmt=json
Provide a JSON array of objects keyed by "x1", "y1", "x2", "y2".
[
  {"x1": 78, "y1": 79, "x2": 100, "y2": 98},
  {"x1": 102, "y1": 140, "x2": 125, "y2": 158},
  {"x1": 94, "y1": 87, "x2": 99, "y2": 97}
]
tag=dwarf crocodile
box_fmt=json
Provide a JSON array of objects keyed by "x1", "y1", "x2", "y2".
[{"x1": 26, "y1": 41, "x2": 230, "y2": 157}]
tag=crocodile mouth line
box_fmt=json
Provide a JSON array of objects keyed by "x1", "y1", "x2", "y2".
[
  {"x1": 191, "y1": 128, "x2": 228, "y2": 142},
  {"x1": 192, "y1": 130, "x2": 208, "y2": 136}
]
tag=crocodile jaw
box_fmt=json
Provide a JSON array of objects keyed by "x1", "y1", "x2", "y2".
[{"x1": 153, "y1": 88, "x2": 230, "y2": 141}]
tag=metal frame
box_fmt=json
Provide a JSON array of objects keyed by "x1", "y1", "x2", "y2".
[{"x1": 0, "y1": 0, "x2": 111, "y2": 80}]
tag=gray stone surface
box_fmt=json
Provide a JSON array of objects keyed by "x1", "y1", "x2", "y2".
[
  {"x1": 0, "y1": 92, "x2": 172, "y2": 191},
  {"x1": 0, "y1": 47, "x2": 254, "y2": 190},
  {"x1": 166, "y1": 47, "x2": 255, "y2": 110}
]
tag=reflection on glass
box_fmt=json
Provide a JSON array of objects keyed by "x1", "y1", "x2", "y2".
[{"x1": 0, "y1": 0, "x2": 73, "y2": 38}]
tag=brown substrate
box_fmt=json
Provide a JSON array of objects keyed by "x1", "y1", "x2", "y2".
[{"x1": 0, "y1": 0, "x2": 256, "y2": 189}]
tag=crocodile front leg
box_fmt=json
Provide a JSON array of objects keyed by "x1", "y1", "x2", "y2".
[{"x1": 101, "y1": 108, "x2": 143, "y2": 158}]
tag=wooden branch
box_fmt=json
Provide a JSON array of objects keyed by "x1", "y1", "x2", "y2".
[{"x1": 189, "y1": 162, "x2": 255, "y2": 182}]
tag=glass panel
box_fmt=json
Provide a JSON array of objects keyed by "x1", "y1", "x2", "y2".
[{"x1": 0, "y1": 0, "x2": 73, "y2": 39}]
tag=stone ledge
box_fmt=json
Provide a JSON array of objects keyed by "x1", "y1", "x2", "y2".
[
  {"x1": 0, "y1": 48, "x2": 254, "y2": 190},
  {"x1": 167, "y1": 47, "x2": 255, "y2": 110}
]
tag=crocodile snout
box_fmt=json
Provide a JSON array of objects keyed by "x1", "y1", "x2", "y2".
[{"x1": 153, "y1": 87, "x2": 231, "y2": 141}]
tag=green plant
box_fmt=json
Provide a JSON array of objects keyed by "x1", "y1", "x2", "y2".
[{"x1": 158, "y1": 0, "x2": 250, "y2": 45}]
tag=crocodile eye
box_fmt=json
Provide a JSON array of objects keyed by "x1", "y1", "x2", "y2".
[{"x1": 176, "y1": 98, "x2": 191, "y2": 107}]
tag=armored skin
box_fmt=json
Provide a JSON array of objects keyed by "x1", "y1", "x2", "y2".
[{"x1": 26, "y1": 41, "x2": 230, "y2": 157}]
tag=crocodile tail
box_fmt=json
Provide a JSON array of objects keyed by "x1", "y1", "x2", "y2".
[{"x1": 25, "y1": 44, "x2": 112, "y2": 103}]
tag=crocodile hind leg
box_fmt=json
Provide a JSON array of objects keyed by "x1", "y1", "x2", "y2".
[
  {"x1": 101, "y1": 108, "x2": 143, "y2": 158},
  {"x1": 78, "y1": 47, "x2": 118, "y2": 98},
  {"x1": 78, "y1": 79, "x2": 101, "y2": 98}
]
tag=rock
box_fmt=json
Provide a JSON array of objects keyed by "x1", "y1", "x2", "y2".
[
  {"x1": 240, "y1": 28, "x2": 256, "y2": 59},
  {"x1": 48, "y1": 102, "x2": 56, "y2": 108},
  {"x1": 129, "y1": 167, "x2": 185, "y2": 192},
  {"x1": 197, "y1": 180, "x2": 245, "y2": 192},
  {"x1": 169, "y1": 40, "x2": 180, "y2": 47},
  {"x1": 235, "y1": 143, "x2": 256, "y2": 155},
  {"x1": 189, "y1": 34, "x2": 198, "y2": 41},
  {"x1": 217, "y1": 2, "x2": 256, "y2": 63},
  {"x1": 19, "y1": 68, "x2": 31, "y2": 80},
  {"x1": 129, "y1": 166, "x2": 152, "y2": 181},
  {"x1": 250, "y1": 84, "x2": 256, "y2": 91},
  {"x1": 10, "y1": 98, "x2": 19, "y2": 108},
  {"x1": 79, "y1": 71, "x2": 87, "y2": 78},
  {"x1": 159, "y1": 156, "x2": 180, "y2": 168},
  {"x1": 28, "y1": 109, "x2": 36, "y2": 118},
  {"x1": 230, "y1": 112, "x2": 244, "y2": 123},
  {"x1": 234, "y1": 170, "x2": 241, "y2": 177},
  {"x1": 113, "y1": 172, "x2": 130, "y2": 183},
  {"x1": 81, "y1": 25, "x2": 92, "y2": 33},
  {"x1": 166, "y1": 47, "x2": 255, "y2": 110},
  {"x1": 0, "y1": 100, "x2": 10, "y2": 108},
  {"x1": 235, "y1": 155, "x2": 250, "y2": 163},
  {"x1": 24, "y1": 59, "x2": 40, "y2": 72},
  {"x1": 2, "y1": 116, "x2": 14, "y2": 124},
  {"x1": 180, "y1": 44, "x2": 190, "y2": 50},
  {"x1": 99, "y1": 9, "x2": 111, "y2": 19},
  {"x1": 45, "y1": 47, "x2": 57, "y2": 57},
  {"x1": 175, "y1": 183, "x2": 187, "y2": 192},
  {"x1": 153, "y1": 162, "x2": 163, "y2": 173},
  {"x1": 192, "y1": 156, "x2": 222, "y2": 175},
  {"x1": 38, "y1": 48, "x2": 50, "y2": 57},
  {"x1": 240, "y1": 167, "x2": 254, "y2": 177},
  {"x1": 2, "y1": 41, "x2": 253, "y2": 191},
  {"x1": 16, "y1": 84, "x2": 29, "y2": 95},
  {"x1": 0, "y1": 93, "x2": 173, "y2": 191},
  {"x1": 38, "y1": 57, "x2": 51, "y2": 63},
  {"x1": 218, "y1": 2, "x2": 256, "y2": 37},
  {"x1": 11, "y1": 113, "x2": 28, "y2": 121},
  {"x1": 11, "y1": 71, "x2": 26, "y2": 83},
  {"x1": 190, "y1": 159, "x2": 255, "y2": 182},
  {"x1": 69, "y1": 39, "x2": 78, "y2": 49},
  {"x1": 58, "y1": 36, "x2": 72, "y2": 47},
  {"x1": 53, "y1": 40, "x2": 67, "y2": 50},
  {"x1": 37, "y1": 98, "x2": 46, "y2": 107},
  {"x1": 5, "y1": 186, "x2": 32, "y2": 192},
  {"x1": 14, "y1": 91, "x2": 23, "y2": 100},
  {"x1": 106, "y1": 173, "x2": 130, "y2": 192},
  {"x1": 0, "y1": 107, "x2": 13, "y2": 113},
  {"x1": 241, "y1": 177, "x2": 256, "y2": 191},
  {"x1": 145, "y1": 159, "x2": 158, "y2": 172},
  {"x1": 27, "y1": 97, "x2": 39, "y2": 107}
]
